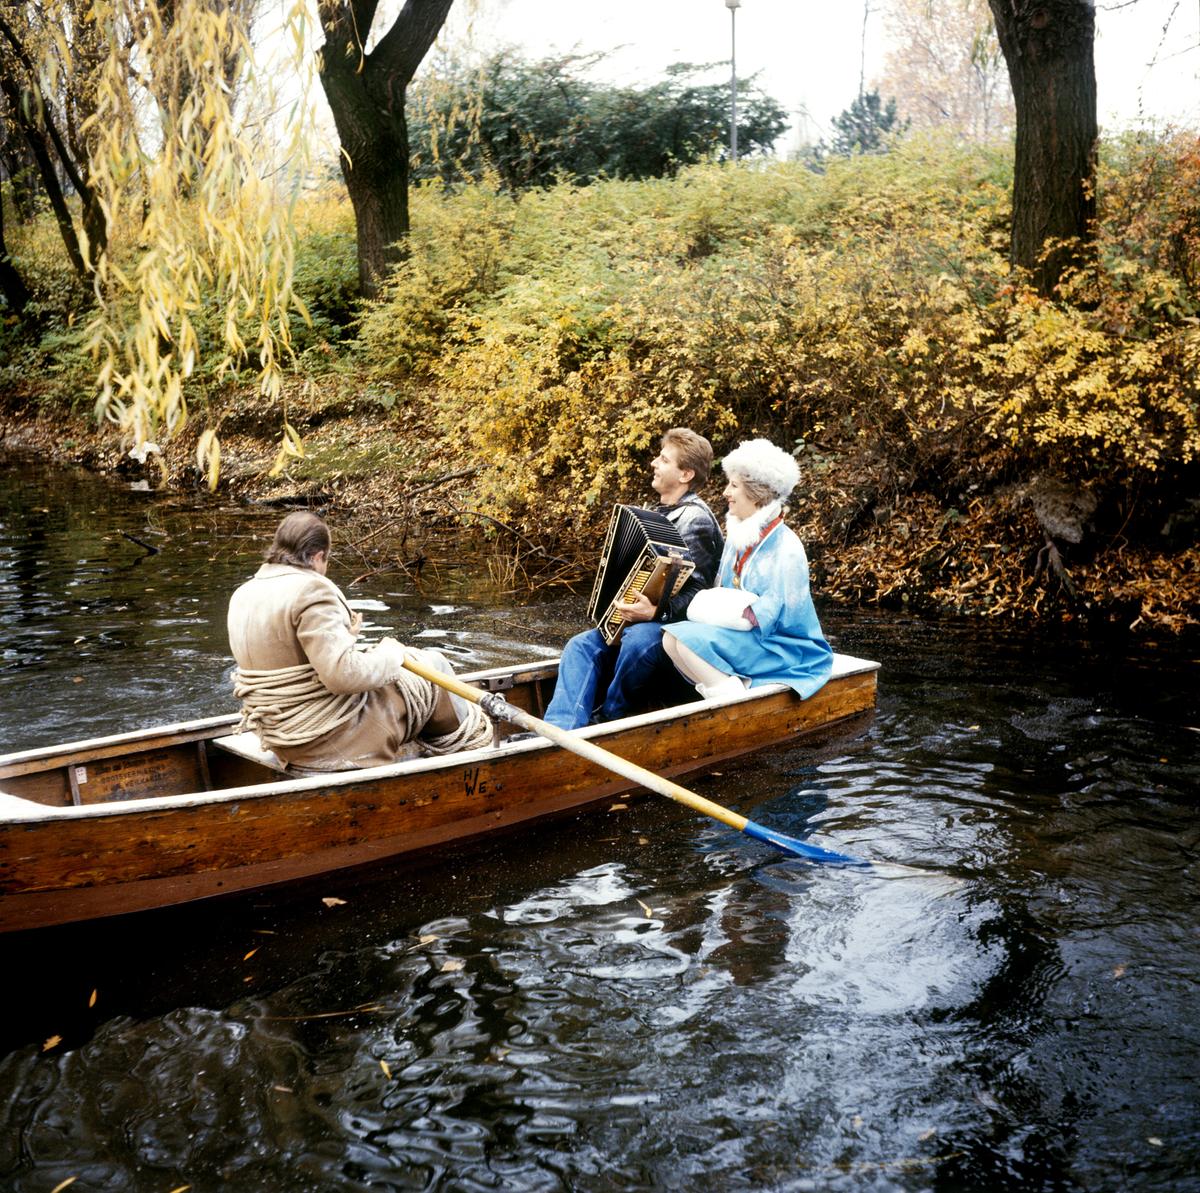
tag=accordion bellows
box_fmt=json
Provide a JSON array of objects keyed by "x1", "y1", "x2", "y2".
[{"x1": 587, "y1": 505, "x2": 696, "y2": 644}]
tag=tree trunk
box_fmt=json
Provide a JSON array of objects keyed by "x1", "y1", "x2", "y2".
[
  {"x1": 0, "y1": 12, "x2": 100, "y2": 284},
  {"x1": 318, "y1": 0, "x2": 454, "y2": 299},
  {"x1": 986, "y1": 0, "x2": 1097, "y2": 295},
  {"x1": 0, "y1": 181, "x2": 31, "y2": 315}
]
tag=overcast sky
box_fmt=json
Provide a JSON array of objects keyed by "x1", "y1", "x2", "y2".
[{"x1": 440, "y1": 0, "x2": 1199, "y2": 151}]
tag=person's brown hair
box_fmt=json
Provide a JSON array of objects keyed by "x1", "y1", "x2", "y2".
[
  {"x1": 265, "y1": 511, "x2": 331, "y2": 569},
  {"x1": 661, "y1": 427, "x2": 713, "y2": 487}
]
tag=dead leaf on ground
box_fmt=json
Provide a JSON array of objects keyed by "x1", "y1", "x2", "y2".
[
  {"x1": 42, "y1": 1035, "x2": 62, "y2": 1052},
  {"x1": 321, "y1": 897, "x2": 347, "y2": 908}
]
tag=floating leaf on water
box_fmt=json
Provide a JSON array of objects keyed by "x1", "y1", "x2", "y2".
[
  {"x1": 73, "y1": 637, "x2": 86, "y2": 644},
  {"x1": 72, "y1": 677, "x2": 84, "y2": 684},
  {"x1": 1113, "y1": 964, "x2": 1127, "y2": 978},
  {"x1": 380, "y1": 1060, "x2": 392, "y2": 1079},
  {"x1": 50, "y1": 1180, "x2": 77, "y2": 1193},
  {"x1": 418, "y1": 934, "x2": 438, "y2": 945},
  {"x1": 608, "y1": 802, "x2": 628, "y2": 812},
  {"x1": 42, "y1": 1035, "x2": 62, "y2": 1052},
  {"x1": 321, "y1": 897, "x2": 347, "y2": 908},
  {"x1": 88, "y1": 989, "x2": 97, "y2": 1008},
  {"x1": 638, "y1": 838, "x2": 649, "y2": 845},
  {"x1": 273, "y1": 1085, "x2": 294, "y2": 1093},
  {"x1": 440, "y1": 959, "x2": 464, "y2": 972},
  {"x1": 1148, "y1": 1136, "x2": 1163, "y2": 1147},
  {"x1": 852, "y1": 1115, "x2": 864, "y2": 1129},
  {"x1": 243, "y1": 948, "x2": 259, "y2": 961},
  {"x1": 636, "y1": 899, "x2": 653, "y2": 918},
  {"x1": 966, "y1": 725, "x2": 980, "y2": 731},
  {"x1": 918, "y1": 1127, "x2": 937, "y2": 1141},
  {"x1": 168, "y1": 1186, "x2": 191, "y2": 1193}
]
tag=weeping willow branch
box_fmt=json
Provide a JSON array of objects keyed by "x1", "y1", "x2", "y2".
[{"x1": 68, "y1": 0, "x2": 317, "y2": 487}]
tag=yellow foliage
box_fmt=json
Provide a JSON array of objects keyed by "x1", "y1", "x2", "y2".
[
  {"x1": 22, "y1": 0, "x2": 320, "y2": 464},
  {"x1": 353, "y1": 133, "x2": 1198, "y2": 540}
]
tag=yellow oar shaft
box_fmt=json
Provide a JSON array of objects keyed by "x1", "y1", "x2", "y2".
[{"x1": 402, "y1": 655, "x2": 749, "y2": 832}]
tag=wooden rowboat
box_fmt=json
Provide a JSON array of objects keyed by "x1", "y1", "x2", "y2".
[{"x1": 0, "y1": 653, "x2": 878, "y2": 933}]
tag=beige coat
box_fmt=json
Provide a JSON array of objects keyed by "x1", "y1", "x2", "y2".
[{"x1": 227, "y1": 563, "x2": 423, "y2": 771}]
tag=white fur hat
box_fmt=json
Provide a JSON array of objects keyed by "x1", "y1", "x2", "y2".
[{"x1": 720, "y1": 438, "x2": 800, "y2": 500}]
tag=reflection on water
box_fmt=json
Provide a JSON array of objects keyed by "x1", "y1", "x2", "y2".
[{"x1": 1, "y1": 458, "x2": 1198, "y2": 1191}]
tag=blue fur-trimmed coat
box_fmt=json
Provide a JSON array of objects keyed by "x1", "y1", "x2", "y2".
[{"x1": 667, "y1": 520, "x2": 833, "y2": 697}]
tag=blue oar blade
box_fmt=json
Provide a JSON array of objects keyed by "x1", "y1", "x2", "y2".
[{"x1": 741, "y1": 818, "x2": 869, "y2": 867}]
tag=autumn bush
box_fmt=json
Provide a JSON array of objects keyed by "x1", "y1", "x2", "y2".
[
  {"x1": 5, "y1": 130, "x2": 1197, "y2": 624},
  {"x1": 353, "y1": 132, "x2": 1197, "y2": 551}
]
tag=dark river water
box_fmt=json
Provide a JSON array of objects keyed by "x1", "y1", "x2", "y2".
[{"x1": 0, "y1": 458, "x2": 1197, "y2": 1192}]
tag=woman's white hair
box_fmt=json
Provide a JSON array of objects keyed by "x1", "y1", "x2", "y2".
[{"x1": 720, "y1": 438, "x2": 800, "y2": 500}]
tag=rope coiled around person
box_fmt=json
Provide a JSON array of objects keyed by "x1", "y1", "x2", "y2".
[{"x1": 233, "y1": 652, "x2": 492, "y2": 760}]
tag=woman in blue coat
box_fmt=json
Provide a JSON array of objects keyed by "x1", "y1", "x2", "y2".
[{"x1": 663, "y1": 438, "x2": 833, "y2": 702}]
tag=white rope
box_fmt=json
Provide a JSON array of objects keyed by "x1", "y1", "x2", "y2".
[
  {"x1": 233, "y1": 663, "x2": 367, "y2": 748},
  {"x1": 233, "y1": 653, "x2": 492, "y2": 759}
]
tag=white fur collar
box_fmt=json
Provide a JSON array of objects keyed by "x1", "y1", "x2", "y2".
[{"x1": 725, "y1": 499, "x2": 783, "y2": 551}]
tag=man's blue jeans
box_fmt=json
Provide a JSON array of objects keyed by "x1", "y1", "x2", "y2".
[{"x1": 544, "y1": 622, "x2": 685, "y2": 730}]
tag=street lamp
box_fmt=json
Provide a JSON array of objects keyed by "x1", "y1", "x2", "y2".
[{"x1": 726, "y1": 0, "x2": 740, "y2": 163}]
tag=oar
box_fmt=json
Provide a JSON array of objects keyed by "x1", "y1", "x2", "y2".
[{"x1": 402, "y1": 655, "x2": 868, "y2": 867}]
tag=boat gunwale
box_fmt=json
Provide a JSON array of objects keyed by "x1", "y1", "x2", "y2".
[
  {"x1": 0, "y1": 653, "x2": 879, "y2": 824},
  {"x1": 0, "y1": 658, "x2": 559, "y2": 771}
]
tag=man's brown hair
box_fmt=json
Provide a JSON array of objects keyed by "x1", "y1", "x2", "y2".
[
  {"x1": 661, "y1": 427, "x2": 713, "y2": 487},
  {"x1": 265, "y1": 511, "x2": 331, "y2": 569}
]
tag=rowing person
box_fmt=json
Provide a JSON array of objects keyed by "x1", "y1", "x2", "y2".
[
  {"x1": 227, "y1": 511, "x2": 491, "y2": 773},
  {"x1": 542, "y1": 428, "x2": 724, "y2": 730}
]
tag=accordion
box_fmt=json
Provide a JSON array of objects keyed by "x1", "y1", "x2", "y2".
[{"x1": 587, "y1": 505, "x2": 695, "y2": 645}]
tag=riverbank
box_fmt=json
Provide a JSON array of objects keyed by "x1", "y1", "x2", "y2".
[{"x1": 2, "y1": 379, "x2": 1195, "y2": 635}]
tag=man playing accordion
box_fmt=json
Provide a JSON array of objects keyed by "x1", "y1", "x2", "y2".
[{"x1": 542, "y1": 428, "x2": 724, "y2": 730}]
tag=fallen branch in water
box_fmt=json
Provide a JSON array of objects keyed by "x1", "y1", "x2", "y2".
[{"x1": 120, "y1": 531, "x2": 160, "y2": 555}]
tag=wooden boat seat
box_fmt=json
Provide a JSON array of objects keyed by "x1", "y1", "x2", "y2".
[{"x1": 210, "y1": 732, "x2": 289, "y2": 773}]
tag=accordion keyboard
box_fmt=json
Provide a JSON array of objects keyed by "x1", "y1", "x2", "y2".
[{"x1": 604, "y1": 566, "x2": 654, "y2": 639}]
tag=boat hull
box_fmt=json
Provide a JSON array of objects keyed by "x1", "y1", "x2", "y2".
[{"x1": 0, "y1": 657, "x2": 877, "y2": 932}]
